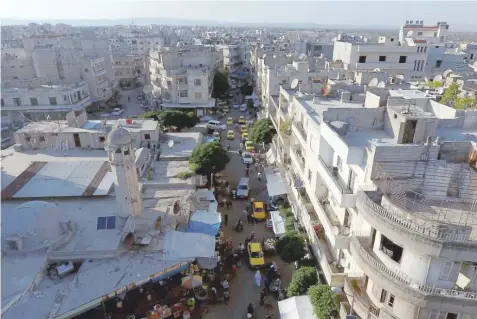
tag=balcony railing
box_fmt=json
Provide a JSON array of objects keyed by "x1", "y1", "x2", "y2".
[
  {"x1": 293, "y1": 121, "x2": 307, "y2": 142},
  {"x1": 318, "y1": 157, "x2": 353, "y2": 194},
  {"x1": 343, "y1": 277, "x2": 380, "y2": 319}
]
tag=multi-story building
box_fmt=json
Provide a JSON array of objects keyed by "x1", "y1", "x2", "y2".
[
  {"x1": 398, "y1": 20, "x2": 450, "y2": 45},
  {"x1": 266, "y1": 84, "x2": 477, "y2": 319},
  {"x1": 111, "y1": 49, "x2": 142, "y2": 90},
  {"x1": 1, "y1": 82, "x2": 91, "y2": 124},
  {"x1": 217, "y1": 44, "x2": 246, "y2": 73},
  {"x1": 147, "y1": 46, "x2": 218, "y2": 114}
]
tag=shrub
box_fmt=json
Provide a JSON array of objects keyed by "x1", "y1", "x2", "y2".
[
  {"x1": 287, "y1": 266, "x2": 318, "y2": 297},
  {"x1": 276, "y1": 232, "x2": 307, "y2": 263},
  {"x1": 177, "y1": 171, "x2": 193, "y2": 180},
  {"x1": 308, "y1": 285, "x2": 339, "y2": 319}
]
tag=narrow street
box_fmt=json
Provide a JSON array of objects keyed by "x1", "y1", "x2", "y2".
[{"x1": 202, "y1": 95, "x2": 295, "y2": 319}]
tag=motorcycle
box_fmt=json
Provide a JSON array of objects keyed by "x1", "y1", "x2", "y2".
[{"x1": 226, "y1": 144, "x2": 230, "y2": 150}]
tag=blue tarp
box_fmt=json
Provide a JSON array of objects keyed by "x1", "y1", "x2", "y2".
[{"x1": 187, "y1": 211, "x2": 221, "y2": 236}]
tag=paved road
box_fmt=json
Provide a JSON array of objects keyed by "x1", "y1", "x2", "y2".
[
  {"x1": 89, "y1": 87, "x2": 147, "y2": 120},
  {"x1": 203, "y1": 102, "x2": 294, "y2": 319}
]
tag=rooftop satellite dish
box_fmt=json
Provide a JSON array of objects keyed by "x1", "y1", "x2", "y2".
[
  {"x1": 299, "y1": 53, "x2": 306, "y2": 61},
  {"x1": 368, "y1": 78, "x2": 379, "y2": 87},
  {"x1": 396, "y1": 74, "x2": 405, "y2": 80},
  {"x1": 424, "y1": 77, "x2": 429, "y2": 82},
  {"x1": 262, "y1": 54, "x2": 267, "y2": 58},
  {"x1": 377, "y1": 81, "x2": 386, "y2": 88},
  {"x1": 406, "y1": 30, "x2": 414, "y2": 37},
  {"x1": 433, "y1": 74, "x2": 443, "y2": 82},
  {"x1": 443, "y1": 69, "x2": 453, "y2": 78},
  {"x1": 373, "y1": 68, "x2": 381, "y2": 72},
  {"x1": 167, "y1": 140, "x2": 174, "y2": 148},
  {"x1": 290, "y1": 78, "x2": 299, "y2": 90}
]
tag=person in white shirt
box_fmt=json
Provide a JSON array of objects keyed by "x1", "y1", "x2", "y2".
[{"x1": 222, "y1": 279, "x2": 229, "y2": 290}]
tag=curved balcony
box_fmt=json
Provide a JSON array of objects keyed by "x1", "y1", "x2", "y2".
[
  {"x1": 356, "y1": 190, "x2": 477, "y2": 260},
  {"x1": 350, "y1": 236, "x2": 477, "y2": 313}
]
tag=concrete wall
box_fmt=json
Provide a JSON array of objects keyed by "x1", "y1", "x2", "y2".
[{"x1": 322, "y1": 108, "x2": 385, "y2": 132}]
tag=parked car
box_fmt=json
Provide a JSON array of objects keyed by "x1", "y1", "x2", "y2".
[
  {"x1": 238, "y1": 116, "x2": 246, "y2": 124},
  {"x1": 227, "y1": 130, "x2": 235, "y2": 140},
  {"x1": 206, "y1": 120, "x2": 226, "y2": 131},
  {"x1": 252, "y1": 201, "x2": 267, "y2": 221},
  {"x1": 248, "y1": 242, "x2": 265, "y2": 268},
  {"x1": 245, "y1": 141, "x2": 255, "y2": 152},
  {"x1": 112, "y1": 108, "x2": 124, "y2": 116},
  {"x1": 232, "y1": 104, "x2": 240, "y2": 109},
  {"x1": 227, "y1": 117, "x2": 234, "y2": 126},
  {"x1": 240, "y1": 104, "x2": 247, "y2": 112},
  {"x1": 242, "y1": 152, "x2": 253, "y2": 165}
]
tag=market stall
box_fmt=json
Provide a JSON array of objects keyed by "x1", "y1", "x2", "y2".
[
  {"x1": 187, "y1": 211, "x2": 222, "y2": 236},
  {"x1": 269, "y1": 211, "x2": 286, "y2": 238}
]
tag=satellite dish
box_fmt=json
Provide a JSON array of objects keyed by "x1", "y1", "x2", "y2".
[
  {"x1": 262, "y1": 54, "x2": 267, "y2": 58},
  {"x1": 424, "y1": 77, "x2": 429, "y2": 82},
  {"x1": 377, "y1": 81, "x2": 386, "y2": 88},
  {"x1": 290, "y1": 78, "x2": 299, "y2": 90},
  {"x1": 443, "y1": 69, "x2": 453, "y2": 78},
  {"x1": 373, "y1": 68, "x2": 381, "y2": 72},
  {"x1": 299, "y1": 53, "x2": 306, "y2": 61},
  {"x1": 368, "y1": 78, "x2": 379, "y2": 87},
  {"x1": 406, "y1": 30, "x2": 414, "y2": 37},
  {"x1": 433, "y1": 75, "x2": 443, "y2": 82},
  {"x1": 396, "y1": 74, "x2": 405, "y2": 80},
  {"x1": 167, "y1": 140, "x2": 174, "y2": 148}
]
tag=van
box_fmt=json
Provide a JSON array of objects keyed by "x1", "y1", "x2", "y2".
[
  {"x1": 236, "y1": 177, "x2": 250, "y2": 199},
  {"x1": 206, "y1": 120, "x2": 226, "y2": 131}
]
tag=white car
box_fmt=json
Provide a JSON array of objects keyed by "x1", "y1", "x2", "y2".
[
  {"x1": 242, "y1": 152, "x2": 254, "y2": 165},
  {"x1": 232, "y1": 104, "x2": 240, "y2": 109},
  {"x1": 240, "y1": 104, "x2": 247, "y2": 112},
  {"x1": 112, "y1": 108, "x2": 124, "y2": 116},
  {"x1": 206, "y1": 120, "x2": 226, "y2": 131}
]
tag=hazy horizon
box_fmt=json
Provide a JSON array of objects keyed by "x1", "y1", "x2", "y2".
[{"x1": 2, "y1": 0, "x2": 477, "y2": 31}]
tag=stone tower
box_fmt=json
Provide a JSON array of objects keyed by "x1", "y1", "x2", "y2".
[{"x1": 105, "y1": 127, "x2": 141, "y2": 218}]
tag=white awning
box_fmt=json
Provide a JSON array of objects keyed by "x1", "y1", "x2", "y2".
[
  {"x1": 264, "y1": 166, "x2": 287, "y2": 197},
  {"x1": 270, "y1": 211, "x2": 285, "y2": 237},
  {"x1": 278, "y1": 296, "x2": 317, "y2": 319}
]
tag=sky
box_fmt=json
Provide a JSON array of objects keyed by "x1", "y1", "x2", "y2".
[{"x1": 1, "y1": 0, "x2": 477, "y2": 31}]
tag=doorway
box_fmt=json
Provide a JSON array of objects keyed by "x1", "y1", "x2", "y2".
[
  {"x1": 73, "y1": 133, "x2": 81, "y2": 147},
  {"x1": 402, "y1": 120, "x2": 417, "y2": 144}
]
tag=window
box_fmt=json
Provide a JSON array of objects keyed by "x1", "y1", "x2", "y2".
[
  {"x1": 96, "y1": 216, "x2": 116, "y2": 230},
  {"x1": 379, "y1": 56, "x2": 386, "y2": 62},
  {"x1": 124, "y1": 148, "x2": 130, "y2": 155},
  {"x1": 435, "y1": 60, "x2": 442, "y2": 68},
  {"x1": 439, "y1": 260, "x2": 461, "y2": 281},
  {"x1": 194, "y1": 79, "x2": 201, "y2": 86},
  {"x1": 387, "y1": 294, "x2": 395, "y2": 308},
  {"x1": 380, "y1": 235, "x2": 403, "y2": 263},
  {"x1": 446, "y1": 314, "x2": 457, "y2": 319},
  {"x1": 26, "y1": 136, "x2": 31, "y2": 142},
  {"x1": 30, "y1": 97, "x2": 38, "y2": 106},
  {"x1": 434, "y1": 32, "x2": 438, "y2": 37},
  {"x1": 359, "y1": 56, "x2": 367, "y2": 63},
  {"x1": 1, "y1": 98, "x2": 4, "y2": 106},
  {"x1": 399, "y1": 56, "x2": 407, "y2": 63},
  {"x1": 417, "y1": 32, "x2": 423, "y2": 36},
  {"x1": 424, "y1": 47, "x2": 427, "y2": 53},
  {"x1": 307, "y1": 169, "x2": 312, "y2": 182},
  {"x1": 49, "y1": 97, "x2": 57, "y2": 105},
  {"x1": 414, "y1": 60, "x2": 417, "y2": 71},
  {"x1": 13, "y1": 98, "x2": 22, "y2": 106},
  {"x1": 179, "y1": 90, "x2": 188, "y2": 97},
  {"x1": 379, "y1": 289, "x2": 387, "y2": 303},
  {"x1": 144, "y1": 134, "x2": 151, "y2": 140},
  {"x1": 99, "y1": 136, "x2": 106, "y2": 143},
  {"x1": 195, "y1": 92, "x2": 202, "y2": 99},
  {"x1": 39, "y1": 136, "x2": 45, "y2": 142},
  {"x1": 84, "y1": 68, "x2": 89, "y2": 72},
  {"x1": 64, "y1": 95, "x2": 68, "y2": 102}
]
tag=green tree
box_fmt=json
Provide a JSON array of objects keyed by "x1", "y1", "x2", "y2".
[
  {"x1": 156, "y1": 111, "x2": 198, "y2": 131},
  {"x1": 213, "y1": 71, "x2": 229, "y2": 98},
  {"x1": 287, "y1": 267, "x2": 318, "y2": 297},
  {"x1": 249, "y1": 118, "x2": 274, "y2": 144},
  {"x1": 189, "y1": 142, "x2": 230, "y2": 184},
  {"x1": 276, "y1": 232, "x2": 307, "y2": 263},
  {"x1": 247, "y1": 99, "x2": 254, "y2": 109},
  {"x1": 426, "y1": 81, "x2": 443, "y2": 88},
  {"x1": 241, "y1": 84, "x2": 254, "y2": 96},
  {"x1": 455, "y1": 96, "x2": 477, "y2": 109},
  {"x1": 308, "y1": 285, "x2": 339, "y2": 319},
  {"x1": 440, "y1": 83, "x2": 460, "y2": 106}
]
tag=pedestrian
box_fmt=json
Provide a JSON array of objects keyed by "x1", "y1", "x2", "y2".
[
  {"x1": 227, "y1": 199, "x2": 233, "y2": 209},
  {"x1": 211, "y1": 286, "x2": 217, "y2": 303},
  {"x1": 254, "y1": 270, "x2": 261, "y2": 287},
  {"x1": 247, "y1": 303, "x2": 254, "y2": 316},
  {"x1": 223, "y1": 289, "x2": 230, "y2": 304},
  {"x1": 260, "y1": 288, "x2": 266, "y2": 305},
  {"x1": 246, "y1": 213, "x2": 252, "y2": 224},
  {"x1": 264, "y1": 277, "x2": 269, "y2": 292},
  {"x1": 222, "y1": 279, "x2": 230, "y2": 291},
  {"x1": 258, "y1": 172, "x2": 262, "y2": 181},
  {"x1": 224, "y1": 213, "x2": 228, "y2": 225}
]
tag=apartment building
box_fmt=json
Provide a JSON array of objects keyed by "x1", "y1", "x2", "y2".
[
  {"x1": 111, "y1": 49, "x2": 142, "y2": 90},
  {"x1": 1, "y1": 82, "x2": 91, "y2": 124},
  {"x1": 398, "y1": 20, "x2": 450, "y2": 45},
  {"x1": 217, "y1": 44, "x2": 247, "y2": 73},
  {"x1": 267, "y1": 85, "x2": 477, "y2": 319},
  {"x1": 147, "y1": 46, "x2": 219, "y2": 114},
  {"x1": 108, "y1": 36, "x2": 165, "y2": 55},
  {"x1": 333, "y1": 36, "x2": 429, "y2": 80}
]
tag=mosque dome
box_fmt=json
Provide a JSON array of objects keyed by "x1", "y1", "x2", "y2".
[{"x1": 106, "y1": 127, "x2": 132, "y2": 146}]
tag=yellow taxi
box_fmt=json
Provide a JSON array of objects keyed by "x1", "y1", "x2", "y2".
[
  {"x1": 240, "y1": 125, "x2": 248, "y2": 134},
  {"x1": 252, "y1": 201, "x2": 266, "y2": 220},
  {"x1": 227, "y1": 130, "x2": 235, "y2": 140},
  {"x1": 227, "y1": 117, "x2": 233, "y2": 126},
  {"x1": 248, "y1": 242, "x2": 265, "y2": 268},
  {"x1": 245, "y1": 141, "x2": 255, "y2": 152},
  {"x1": 238, "y1": 116, "x2": 246, "y2": 124},
  {"x1": 242, "y1": 132, "x2": 249, "y2": 141}
]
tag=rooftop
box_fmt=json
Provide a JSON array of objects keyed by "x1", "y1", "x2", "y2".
[
  {"x1": 2, "y1": 82, "x2": 88, "y2": 94},
  {"x1": 158, "y1": 132, "x2": 202, "y2": 160}
]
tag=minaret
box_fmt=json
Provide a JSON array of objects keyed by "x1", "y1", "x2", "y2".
[{"x1": 105, "y1": 127, "x2": 142, "y2": 218}]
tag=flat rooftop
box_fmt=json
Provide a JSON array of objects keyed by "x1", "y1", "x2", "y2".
[
  {"x1": 2, "y1": 82, "x2": 88, "y2": 94},
  {"x1": 159, "y1": 132, "x2": 202, "y2": 159},
  {"x1": 388, "y1": 89, "x2": 429, "y2": 100}
]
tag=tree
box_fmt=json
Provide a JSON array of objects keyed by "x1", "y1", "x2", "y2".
[
  {"x1": 455, "y1": 96, "x2": 477, "y2": 109},
  {"x1": 189, "y1": 142, "x2": 230, "y2": 184},
  {"x1": 247, "y1": 99, "x2": 254, "y2": 109},
  {"x1": 241, "y1": 84, "x2": 254, "y2": 96},
  {"x1": 440, "y1": 83, "x2": 460, "y2": 107},
  {"x1": 308, "y1": 285, "x2": 339, "y2": 319},
  {"x1": 249, "y1": 118, "x2": 274, "y2": 144},
  {"x1": 276, "y1": 232, "x2": 307, "y2": 263},
  {"x1": 426, "y1": 81, "x2": 443, "y2": 88},
  {"x1": 213, "y1": 71, "x2": 229, "y2": 98},
  {"x1": 287, "y1": 267, "x2": 318, "y2": 297}
]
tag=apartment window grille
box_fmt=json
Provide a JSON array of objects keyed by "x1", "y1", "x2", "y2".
[
  {"x1": 49, "y1": 97, "x2": 57, "y2": 105},
  {"x1": 30, "y1": 98, "x2": 39, "y2": 106},
  {"x1": 387, "y1": 295, "x2": 395, "y2": 308},
  {"x1": 399, "y1": 56, "x2": 407, "y2": 63},
  {"x1": 380, "y1": 235, "x2": 403, "y2": 263},
  {"x1": 379, "y1": 289, "x2": 387, "y2": 303},
  {"x1": 435, "y1": 60, "x2": 442, "y2": 68},
  {"x1": 379, "y1": 56, "x2": 386, "y2": 62},
  {"x1": 13, "y1": 98, "x2": 22, "y2": 106},
  {"x1": 194, "y1": 79, "x2": 202, "y2": 86},
  {"x1": 358, "y1": 56, "x2": 367, "y2": 63},
  {"x1": 417, "y1": 32, "x2": 423, "y2": 36},
  {"x1": 439, "y1": 260, "x2": 461, "y2": 281}
]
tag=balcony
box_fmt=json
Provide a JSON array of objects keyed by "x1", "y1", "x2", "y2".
[
  {"x1": 350, "y1": 236, "x2": 477, "y2": 312},
  {"x1": 356, "y1": 190, "x2": 477, "y2": 259},
  {"x1": 290, "y1": 145, "x2": 306, "y2": 176},
  {"x1": 292, "y1": 121, "x2": 307, "y2": 145},
  {"x1": 343, "y1": 277, "x2": 380, "y2": 319},
  {"x1": 316, "y1": 157, "x2": 355, "y2": 208}
]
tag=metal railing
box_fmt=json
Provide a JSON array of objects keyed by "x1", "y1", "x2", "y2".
[
  {"x1": 293, "y1": 121, "x2": 307, "y2": 141},
  {"x1": 318, "y1": 157, "x2": 353, "y2": 194}
]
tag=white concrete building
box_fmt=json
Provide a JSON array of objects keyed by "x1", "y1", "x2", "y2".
[
  {"x1": 111, "y1": 49, "x2": 142, "y2": 90},
  {"x1": 398, "y1": 20, "x2": 449, "y2": 45},
  {"x1": 1, "y1": 82, "x2": 91, "y2": 124},
  {"x1": 217, "y1": 44, "x2": 247, "y2": 73},
  {"x1": 266, "y1": 86, "x2": 477, "y2": 319},
  {"x1": 333, "y1": 36, "x2": 429, "y2": 80},
  {"x1": 148, "y1": 46, "x2": 218, "y2": 114}
]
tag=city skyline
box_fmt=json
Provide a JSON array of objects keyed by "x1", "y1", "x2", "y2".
[{"x1": 2, "y1": 0, "x2": 477, "y2": 31}]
